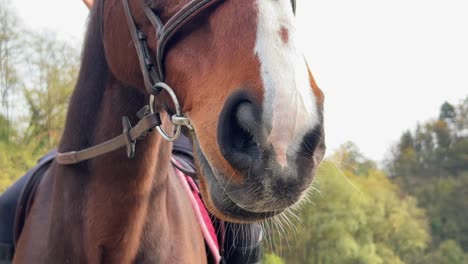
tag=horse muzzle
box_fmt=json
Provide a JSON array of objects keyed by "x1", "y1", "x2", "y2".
[{"x1": 209, "y1": 90, "x2": 325, "y2": 216}]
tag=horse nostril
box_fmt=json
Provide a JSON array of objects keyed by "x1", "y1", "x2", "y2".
[
  {"x1": 234, "y1": 103, "x2": 258, "y2": 152},
  {"x1": 236, "y1": 103, "x2": 260, "y2": 140},
  {"x1": 218, "y1": 92, "x2": 262, "y2": 173},
  {"x1": 300, "y1": 126, "x2": 325, "y2": 158}
]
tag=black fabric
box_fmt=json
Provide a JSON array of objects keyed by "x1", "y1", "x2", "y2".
[
  {"x1": 0, "y1": 172, "x2": 30, "y2": 246},
  {"x1": 172, "y1": 134, "x2": 197, "y2": 177},
  {"x1": 222, "y1": 223, "x2": 263, "y2": 264},
  {"x1": 0, "y1": 242, "x2": 13, "y2": 264},
  {"x1": 0, "y1": 150, "x2": 55, "y2": 262},
  {"x1": 0, "y1": 174, "x2": 27, "y2": 263},
  {"x1": 13, "y1": 151, "x2": 55, "y2": 245},
  {"x1": 173, "y1": 134, "x2": 194, "y2": 159}
]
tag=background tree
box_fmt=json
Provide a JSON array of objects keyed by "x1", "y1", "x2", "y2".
[
  {"x1": 0, "y1": 0, "x2": 21, "y2": 143},
  {"x1": 386, "y1": 96, "x2": 468, "y2": 255},
  {"x1": 22, "y1": 32, "x2": 79, "y2": 154},
  {"x1": 417, "y1": 240, "x2": 468, "y2": 264}
]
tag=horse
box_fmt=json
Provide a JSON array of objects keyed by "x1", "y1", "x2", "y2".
[{"x1": 10, "y1": 0, "x2": 325, "y2": 262}]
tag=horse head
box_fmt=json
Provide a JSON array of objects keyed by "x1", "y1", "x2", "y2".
[{"x1": 102, "y1": 0, "x2": 325, "y2": 222}]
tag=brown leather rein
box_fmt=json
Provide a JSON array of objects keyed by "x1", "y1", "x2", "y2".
[{"x1": 56, "y1": 0, "x2": 223, "y2": 165}]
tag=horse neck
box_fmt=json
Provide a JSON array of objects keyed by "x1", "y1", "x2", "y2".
[
  {"x1": 56, "y1": 0, "x2": 172, "y2": 219},
  {"x1": 90, "y1": 79, "x2": 174, "y2": 261},
  {"x1": 56, "y1": 73, "x2": 174, "y2": 261},
  {"x1": 44, "y1": 4, "x2": 195, "y2": 261}
]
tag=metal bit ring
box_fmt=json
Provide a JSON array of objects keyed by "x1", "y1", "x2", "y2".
[{"x1": 150, "y1": 82, "x2": 191, "y2": 142}]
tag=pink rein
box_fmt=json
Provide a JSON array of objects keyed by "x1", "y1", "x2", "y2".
[{"x1": 171, "y1": 157, "x2": 221, "y2": 264}]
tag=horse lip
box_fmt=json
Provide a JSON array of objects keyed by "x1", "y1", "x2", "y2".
[
  {"x1": 220, "y1": 179, "x2": 303, "y2": 213},
  {"x1": 206, "y1": 173, "x2": 283, "y2": 219},
  {"x1": 229, "y1": 193, "x2": 295, "y2": 213},
  {"x1": 193, "y1": 139, "x2": 283, "y2": 221}
]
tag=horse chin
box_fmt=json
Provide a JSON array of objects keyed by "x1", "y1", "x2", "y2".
[{"x1": 193, "y1": 139, "x2": 283, "y2": 223}]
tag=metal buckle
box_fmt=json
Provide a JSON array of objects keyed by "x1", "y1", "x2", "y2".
[
  {"x1": 122, "y1": 116, "x2": 136, "y2": 158},
  {"x1": 149, "y1": 82, "x2": 192, "y2": 142}
]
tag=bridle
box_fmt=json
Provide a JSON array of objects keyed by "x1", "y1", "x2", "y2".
[
  {"x1": 56, "y1": 0, "x2": 297, "y2": 165},
  {"x1": 121, "y1": 0, "x2": 226, "y2": 142}
]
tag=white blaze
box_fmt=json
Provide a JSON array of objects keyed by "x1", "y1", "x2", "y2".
[{"x1": 255, "y1": 0, "x2": 319, "y2": 167}]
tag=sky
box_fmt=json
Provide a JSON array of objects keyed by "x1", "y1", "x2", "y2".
[{"x1": 12, "y1": 0, "x2": 468, "y2": 163}]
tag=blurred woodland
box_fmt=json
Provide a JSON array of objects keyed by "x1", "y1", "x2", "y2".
[
  {"x1": 0, "y1": 0, "x2": 78, "y2": 190},
  {"x1": 0, "y1": 1, "x2": 467, "y2": 263},
  {"x1": 264, "y1": 95, "x2": 468, "y2": 263}
]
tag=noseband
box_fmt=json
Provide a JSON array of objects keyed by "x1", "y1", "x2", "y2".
[{"x1": 56, "y1": 0, "x2": 297, "y2": 165}]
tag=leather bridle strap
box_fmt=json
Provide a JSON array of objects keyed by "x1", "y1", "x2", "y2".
[
  {"x1": 121, "y1": 0, "x2": 223, "y2": 94},
  {"x1": 56, "y1": 113, "x2": 161, "y2": 165},
  {"x1": 121, "y1": 0, "x2": 161, "y2": 95},
  {"x1": 153, "y1": 0, "x2": 223, "y2": 82}
]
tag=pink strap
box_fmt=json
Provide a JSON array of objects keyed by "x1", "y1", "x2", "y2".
[{"x1": 171, "y1": 157, "x2": 221, "y2": 263}]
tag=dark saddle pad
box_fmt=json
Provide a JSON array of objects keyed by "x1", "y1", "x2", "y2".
[{"x1": 0, "y1": 150, "x2": 56, "y2": 262}]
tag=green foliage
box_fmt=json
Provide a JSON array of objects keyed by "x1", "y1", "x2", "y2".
[
  {"x1": 332, "y1": 142, "x2": 377, "y2": 175},
  {"x1": 434, "y1": 240, "x2": 467, "y2": 264},
  {"x1": 263, "y1": 253, "x2": 285, "y2": 264},
  {"x1": 388, "y1": 97, "x2": 468, "y2": 180},
  {"x1": 414, "y1": 173, "x2": 468, "y2": 250},
  {"x1": 386, "y1": 97, "x2": 468, "y2": 256},
  {"x1": 22, "y1": 32, "x2": 79, "y2": 154},
  {"x1": 0, "y1": 0, "x2": 22, "y2": 143},
  {"x1": 0, "y1": 140, "x2": 36, "y2": 192},
  {"x1": 418, "y1": 240, "x2": 468, "y2": 264},
  {"x1": 0, "y1": 113, "x2": 10, "y2": 141},
  {"x1": 439, "y1": 102, "x2": 456, "y2": 121},
  {"x1": 266, "y1": 144, "x2": 430, "y2": 264}
]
